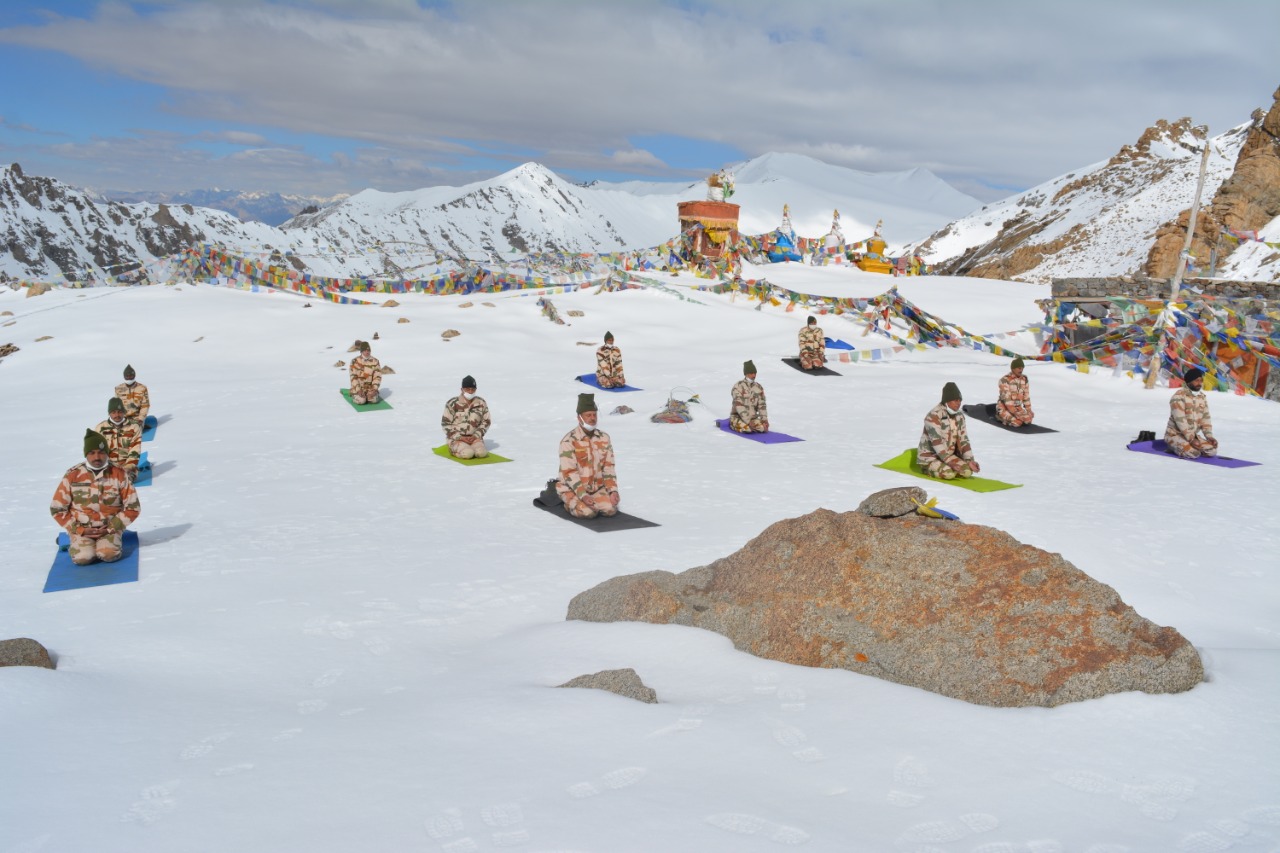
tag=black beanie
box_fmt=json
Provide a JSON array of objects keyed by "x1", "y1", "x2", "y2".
[
  {"x1": 123, "y1": 364, "x2": 136, "y2": 379},
  {"x1": 1184, "y1": 367, "x2": 1204, "y2": 384},
  {"x1": 462, "y1": 375, "x2": 476, "y2": 389},
  {"x1": 807, "y1": 315, "x2": 816, "y2": 325}
]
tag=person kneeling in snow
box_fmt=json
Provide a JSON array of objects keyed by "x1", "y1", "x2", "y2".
[
  {"x1": 798, "y1": 316, "x2": 826, "y2": 370},
  {"x1": 730, "y1": 360, "x2": 769, "y2": 433},
  {"x1": 96, "y1": 396, "x2": 142, "y2": 483},
  {"x1": 996, "y1": 357, "x2": 1034, "y2": 427},
  {"x1": 595, "y1": 331, "x2": 626, "y2": 388},
  {"x1": 1164, "y1": 367, "x2": 1217, "y2": 459},
  {"x1": 441, "y1": 375, "x2": 490, "y2": 459},
  {"x1": 115, "y1": 364, "x2": 150, "y2": 425},
  {"x1": 349, "y1": 341, "x2": 383, "y2": 405},
  {"x1": 918, "y1": 382, "x2": 980, "y2": 480},
  {"x1": 50, "y1": 429, "x2": 141, "y2": 566},
  {"x1": 555, "y1": 393, "x2": 619, "y2": 518}
]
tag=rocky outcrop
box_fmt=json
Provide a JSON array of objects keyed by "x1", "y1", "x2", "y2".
[
  {"x1": 855, "y1": 486, "x2": 928, "y2": 518},
  {"x1": 0, "y1": 638, "x2": 55, "y2": 669},
  {"x1": 557, "y1": 668, "x2": 658, "y2": 704},
  {"x1": 567, "y1": 509, "x2": 1203, "y2": 708}
]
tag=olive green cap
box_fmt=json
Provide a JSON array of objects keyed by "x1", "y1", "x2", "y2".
[
  {"x1": 84, "y1": 428, "x2": 108, "y2": 455},
  {"x1": 744, "y1": 360, "x2": 756, "y2": 375},
  {"x1": 941, "y1": 382, "x2": 962, "y2": 403},
  {"x1": 577, "y1": 393, "x2": 597, "y2": 414}
]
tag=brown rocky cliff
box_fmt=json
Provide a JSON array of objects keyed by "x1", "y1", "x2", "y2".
[{"x1": 1145, "y1": 86, "x2": 1280, "y2": 278}]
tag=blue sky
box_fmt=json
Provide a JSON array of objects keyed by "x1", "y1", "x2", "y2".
[{"x1": 1, "y1": 0, "x2": 1276, "y2": 201}]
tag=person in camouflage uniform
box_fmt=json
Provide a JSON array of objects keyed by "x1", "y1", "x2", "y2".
[
  {"x1": 555, "y1": 393, "x2": 619, "y2": 518},
  {"x1": 918, "y1": 382, "x2": 981, "y2": 480},
  {"x1": 441, "y1": 375, "x2": 491, "y2": 459},
  {"x1": 50, "y1": 429, "x2": 141, "y2": 565},
  {"x1": 349, "y1": 341, "x2": 383, "y2": 405},
  {"x1": 995, "y1": 357, "x2": 1034, "y2": 427},
  {"x1": 95, "y1": 396, "x2": 142, "y2": 483},
  {"x1": 730, "y1": 360, "x2": 769, "y2": 433},
  {"x1": 596, "y1": 331, "x2": 626, "y2": 388},
  {"x1": 1164, "y1": 367, "x2": 1217, "y2": 459},
  {"x1": 798, "y1": 315, "x2": 826, "y2": 370},
  {"x1": 115, "y1": 364, "x2": 150, "y2": 425}
]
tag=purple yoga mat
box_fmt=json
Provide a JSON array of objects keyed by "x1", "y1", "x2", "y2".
[
  {"x1": 1126, "y1": 440, "x2": 1260, "y2": 469},
  {"x1": 715, "y1": 419, "x2": 804, "y2": 444}
]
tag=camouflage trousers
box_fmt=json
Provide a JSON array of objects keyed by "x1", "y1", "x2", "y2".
[
  {"x1": 69, "y1": 531, "x2": 124, "y2": 566},
  {"x1": 562, "y1": 489, "x2": 619, "y2": 519},
  {"x1": 449, "y1": 439, "x2": 489, "y2": 459},
  {"x1": 922, "y1": 458, "x2": 974, "y2": 480},
  {"x1": 596, "y1": 372, "x2": 626, "y2": 388},
  {"x1": 996, "y1": 402, "x2": 1034, "y2": 427},
  {"x1": 730, "y1": 414, "x2": 769, "y2": 433},
  {"x1": 799, "y1": 351, "x2": 825, "y2": 370},
  {"x1": 351, "y1": 381, "x2": 381, "y2": 405},
  {"x1": 1165, "y1": 434, "x2": 1218, "y2": 459}
]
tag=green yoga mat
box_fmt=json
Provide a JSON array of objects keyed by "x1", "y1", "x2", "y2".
[
  {"x1": 874, "y1": 449, "x2": 1022, "y2": 492},
  {"x1": 340, "y1": 388, "x2": 393, "y2": 411},
  {"x1": 432, "y1": 445, "x2": 512, "y2": 465}
]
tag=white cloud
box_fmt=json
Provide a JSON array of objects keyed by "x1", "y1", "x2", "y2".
[{"x1": 0, "y1": 0, "x2": 1276, "y2": 198}]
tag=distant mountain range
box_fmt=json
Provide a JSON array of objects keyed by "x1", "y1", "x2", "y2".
[
  {"x1": 101, "y1": 188, "x2": 348, "y2": 227},
  {"x1": 0, "y1": 154, "x2": 978, "y2": 281},
  {"x1": 3, "y1": 90, "x2": 1277, "y2": 285}
]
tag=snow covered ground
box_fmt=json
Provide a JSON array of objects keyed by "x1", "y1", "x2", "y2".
[{"x1": 1, "y1": 268, "x2": 1278, "y2": 853}]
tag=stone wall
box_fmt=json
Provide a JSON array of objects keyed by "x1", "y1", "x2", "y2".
[{"x1": 1052, "y1": 275, "x2": 1280, "y2": 301}]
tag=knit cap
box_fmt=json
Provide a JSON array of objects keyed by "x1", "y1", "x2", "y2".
[
  {"x1": 576, "y1": 393, "x2": 597, "y2": 414},
  {"x1": 941, "y1": 382, "x2": 962, "y2": 403}
]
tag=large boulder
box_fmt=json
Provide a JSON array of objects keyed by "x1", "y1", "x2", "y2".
[
  {"x1": 566, "y1": 509, "x2": 1203, "y2": 708},
  {"x1": 0, "y1": 638, "x2": 55, "y2": 669}
]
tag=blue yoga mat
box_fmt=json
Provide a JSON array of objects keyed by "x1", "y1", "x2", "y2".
[
  {"x1": 576, "y1": 374, "x2": 643, "y2": 392},
  {"x1": 45, "y1": 531, "x2": 140, "y2": 593},
  {"x1": 715, "y1": 418, "x2": 804, "y2": 444},
  {"x1": 134, "y1": 451, "x2": 152, "y2": 487},
  {"x1": 824, "y1": 337, "x2": 855, "y2": 350},
  {"x1": 141, "y1": 415, "x2": 158, "y2": 442}
]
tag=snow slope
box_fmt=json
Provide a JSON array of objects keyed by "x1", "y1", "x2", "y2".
[{"x1": 1, "y1": 272, "x2": 1277, "y2": 853}]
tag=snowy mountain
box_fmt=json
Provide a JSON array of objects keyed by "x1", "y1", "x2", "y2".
[
  {"x1": 0, "y1": 164, "x2": 283, "y2": 281},
  {"x1": 913, "y1": 90, "x2": 1280, "y2": 284},
  {"x1": 1, "y1": 155, "x2": 979, "y2": 282},
  {"x1": 103, "y1": 188, "x2": 347, "y2": 227}
]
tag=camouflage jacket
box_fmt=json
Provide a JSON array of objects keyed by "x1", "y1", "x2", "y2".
[
  {"x1": 997, "y1": 373, "x2": 1031, "y2": 409},
  {"x1": 441, "y1": 395, "x2": 491, "y2": 440},
  {"x1": 95, "y1": 416, "x2": 143, "y2": 471},
  {"x1": 1166, "y1": 387, "x2": 1213, "y2": 442},
  {"x1": 50, "y1": 462, "x2": 141, "y2": 535},
  {"x1": 596, "y1": 345, "x2": 625, "y2": 382},
  {"x1": 798, "y1": 325, "x2": 824, "y2": 355},
  {"x1": 115, "y1": 381, "x2": 151, "y2": 424},
  {"x1": 349, "y1": 354, "x2": 383, "y2": 390},
  {"x1": 918, "y1": 403, "x2": 974, "y2": 467},
  {"x1": 557, "y1": 424, "x2": 618, "y2": 500},
  {"x1": 731, "y1": 378, "x2": 768, "y2": 422}
]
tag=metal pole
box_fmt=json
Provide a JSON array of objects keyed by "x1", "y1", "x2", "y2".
[{"x1": 1171, "y1": 134, "x2": 1213, "y2": 301}]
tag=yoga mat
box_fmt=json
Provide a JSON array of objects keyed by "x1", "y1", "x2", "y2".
[
  {"x1": 1126, "y1": 440, "x2": 1260, "y2": 468},
  {"x1": 532, "y1": 497, "x2": 660, "y2": 531},
  {"x1": 781, "y1": 357, "x2": 841, "y2": 376},
  {"x1": 824, "y1": 337, "x2": 855, "y2": 350},
  {"x1": 432, "y1": 445, "x2": 513, "y2": 465},
  {"x1": 45, "y1": 531, "x2": 140, "y2": 593},
  {"x1": 141, "y1": 415, "x2": 158, "y2": 441},
  {"x1": 714, "y1": 419, "x2": 804, "y2": 444},
  {"x1": 962, "y1": 403, "x2": 1058, "y2": 434},
  {"x1": 134, "y1": 451, "x2": 152, "y2": 487},
  {"x1": 340, "y1": 388, "x2": 393, "y2": 411},
  {"x1": 575, "y1": 374, "x2": 643, "y2": 392},
  {"x1": 873, "y1": 449, "x2": 1022, "y2": 492}
]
